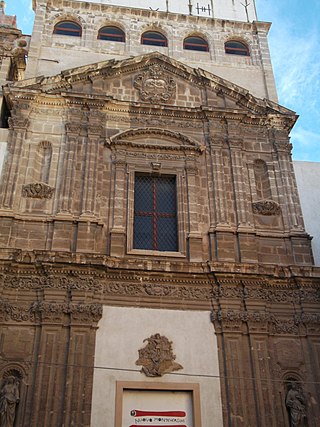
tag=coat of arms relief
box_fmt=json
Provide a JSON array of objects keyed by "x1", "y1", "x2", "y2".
[
  {"x1": 136, "y1": 333, "x2": 183, "y2": 377},
  {"x1": 134, "y1": 64, "x2": 176, "y2": 103}
]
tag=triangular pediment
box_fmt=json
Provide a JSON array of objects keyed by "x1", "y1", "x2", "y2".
[{"x1": 6, "y1": 51, "x2": 296, "y2": 126}]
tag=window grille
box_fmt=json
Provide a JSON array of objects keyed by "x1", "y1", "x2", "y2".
[
  {"x1": 225, "y1": 40, "x2": 249, "y2": 56},
  {"x1": 98, "y1": 26, "x2": 125, "y2": 42},
  {"x1": 133, "y1": 175, "x2": 178, "y2": 251},
  {"x1": 183, "y1": 36, "x2": 209, "y2": 52},
  {"x1": 53, "y1": 21, "x2": 82, "y2": 37},
  {"x1": 141, "y1": 31, "x2": 168, "y2": 47}
]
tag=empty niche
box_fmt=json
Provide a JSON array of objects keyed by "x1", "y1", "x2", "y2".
[{"x1": 253, "y1": 159, "x2": 272, "y2": 200}]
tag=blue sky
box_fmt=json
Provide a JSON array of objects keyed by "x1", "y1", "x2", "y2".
[{"x1": 5, "y1": 0, "x2": 320, "y2": 161}]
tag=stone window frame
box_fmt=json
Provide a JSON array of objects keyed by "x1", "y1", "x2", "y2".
[
  {"x1": 133, "y1": 173, "x2": 179, "y2": 252},
  {"x1": 115, "y1": 381, "x2": 202, "y2": 427},
  {"x1": 53, "y1": 20, "x2": 82, "y2": 37},
  {"x1": 127, "y1": 164, "x2": 186, "y2": 258},
  {"x1": 109, "y1": 128, "x2": 204, "y2": 260},
  {"x1": 97, "y1": 25, "x2": 126, "y2": 42},
  {"x1": 141, "y1": 30, "x2": 168, "y2": 47},
  {"x1": 183, "y1": 34, "x2": 210, "y2": 52},
  {"x1": 224, "y1": 39, "x2": 250, "y2": 56}
]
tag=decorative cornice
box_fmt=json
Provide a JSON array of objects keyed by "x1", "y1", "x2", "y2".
[
  {"x1": 211, "y1": 309, "x2": 320, "y2": 334},
  {"x1": 30, "y1": 301, "x2": 103, "y2": 323},
  {"x1": 0, "y1": 299, "x2": 102, "y2": 324}
]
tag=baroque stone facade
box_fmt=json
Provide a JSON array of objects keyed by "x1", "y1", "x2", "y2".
[{"x1": 0, "y1": 1, "x2": 319, "y2": 427}]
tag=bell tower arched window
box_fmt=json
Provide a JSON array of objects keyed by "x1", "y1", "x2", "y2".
[
  {"x1": 141, "y1": 31, "x2": 168, "y2": 47},
  {"x1": 98, "y1": 26, "x2": 125, "y2": 42},
  {"x1": 183, "y1": 36, "x2": 209, "y2": 52},
  {"x1": 225, "y1": 40, "x2": 249, "y2": 56},
  {"x1": 53, "y1": 21, "x2": 82, "y2": 37}
]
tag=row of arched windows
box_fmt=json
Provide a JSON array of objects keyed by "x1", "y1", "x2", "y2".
[{"x1": 53, "y1": 21, "x2": 250, "y2": 56}]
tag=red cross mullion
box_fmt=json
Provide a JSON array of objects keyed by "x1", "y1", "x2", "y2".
[
  {"x1": 135, "y1": 178, "x2": 176, "y2": 251},
  {"x1": 152, "y1": 178, "x2": 158, "y2": 250}
]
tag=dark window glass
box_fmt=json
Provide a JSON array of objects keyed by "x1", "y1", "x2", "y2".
[
  {"x1": 98, "y1": 26, "x2": 125, "y2": 42},
  {"x1": 134, "y1": 175, "x2": 178, "y2": 251},
  {"x1": 53, "y1": 21, "x2": 82, "y2": 37},
  {"x1": 225, "y1": 40, "x2": 249, "y2": 56},
  {"x1": 141, "y1": 31, "x2": 168, "y2": 47},
  {"x1": 183, "y1": 36, "x2": 209, "y2": 52}
]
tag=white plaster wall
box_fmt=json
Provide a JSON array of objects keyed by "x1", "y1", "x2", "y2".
[
  {"x1": 294, "y1": 161, "x2": 320, "y2": 266},
  {"x1": 75, "y1": 0, "x2": 257, "y2": 21},
  {"x1": 91, "y1": 306, "x2": 223, "y2": 427}
]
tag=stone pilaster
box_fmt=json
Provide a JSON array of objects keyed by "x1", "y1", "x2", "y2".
[
  {"x1": 185, "y1": 161, "x2": 203, "y2": 261},
  {"x1": 0, "y1": 116, "x2": 29, "y2": 209},
  {"x1": 110, "y1": 156, "x2": 127, "y2": 257}
]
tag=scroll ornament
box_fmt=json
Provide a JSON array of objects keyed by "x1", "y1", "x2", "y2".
[
  {"x1": 22, "y1": 182, "x2": 55, "y2": 199},
  {"x1": 252, "y1": 200, "x2": 281, "y2": 216}
]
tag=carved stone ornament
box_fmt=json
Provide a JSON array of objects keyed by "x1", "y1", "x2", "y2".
[
  {"x1": 252, "y1": 200, "x2": 281, "y2": 216},
  {"x1": 136, "y1": 333, "x2": 183, "y2": 377},
  {"x1": 134, "y1": 64, "x2": 176, "y2": 103},
  {"x1": 22, "y1": 183, "x2": 55, "y2": 199}
]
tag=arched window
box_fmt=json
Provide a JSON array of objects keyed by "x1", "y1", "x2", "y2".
[
  {"x1": 183, "y1": 36, "x2": 209, "y2": 52},
  {"x1": 53, "y1": 21, "x2": 82, "y2": 37},
  {"x1": 141, "y1": 31, "x2": 168, "y2": 47},
  {"x1": 225, "y1": 40, "x2": 249, "y2": 56},
  {"x1": 98, "y1": 26, "x2": 125, "y2": 42}
]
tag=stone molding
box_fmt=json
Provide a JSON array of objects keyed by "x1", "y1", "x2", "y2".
[{"x1": 1, "y1": 268, "x2": 319, "y2": 304}]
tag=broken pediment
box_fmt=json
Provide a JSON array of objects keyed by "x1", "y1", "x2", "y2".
[{"x1": 4, "y1": 52, "x2": 297, "y2": 130}]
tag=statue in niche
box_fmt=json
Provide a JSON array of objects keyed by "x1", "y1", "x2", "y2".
[
  {"x1": 136, "y1": 333, "x2": 183, "y2": 377},
  {"x1": 0, "y1": 376, "x2": 20, "y2": 427},
  {"x1": 285, "y1": 382, "x2": 307, "y2": 427}
]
